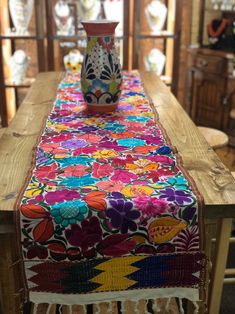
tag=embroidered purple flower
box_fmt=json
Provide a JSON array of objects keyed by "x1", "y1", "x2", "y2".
[
  {"x1": 65, "y1": 216, "x2": 102, "y2": 250},
  {"x1": 45, "y1": 189, "x2": 81, "y2": 205},
  {"x1": 106, "y1": 199, "x2": 140, "y2": 233},
  {"x1": 159, "y1": 188, "x2": 193, "y2": 205},
  {"x1": 36, "y1": 148, "x2": 51, "y2": 165},
  {"x1": 61, "y1": 139, "x2": 87, "y2": 149}
]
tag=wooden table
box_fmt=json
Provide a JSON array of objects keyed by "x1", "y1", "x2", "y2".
[{"x1": 0, "y1": 72, "x2": 235, "y2": 314}]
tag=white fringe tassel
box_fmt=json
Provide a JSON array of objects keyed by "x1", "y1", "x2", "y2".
[
  {"x1": 152, "y1": 299, "x2": 161, "y2": 312},
  {"x1": 179, "y1": 298, "x2": 184, "y2": 314},
  {"x1": 107, "y1": 301, "x2": 112, "y2": 314},
  {"x1": 82, "y1": 304, "x2": 86, "y2": 313},
  {"x1": 120, "y1": 301, "x2": 125, "y2": 313},
  {"x1": 68, "y1": 304, "x2": 73, "y2": 314},
  {"x1": 134, "y1": 300, "x2": 139, "y2": 314},
  {"x1": 165, "y1": 298, "x2": 171, "y2": 311},
  {"x1": 58, "y1": 304, "x2": 63, "y2": 314},
  {"x1": 46, "y1": 304, "x2": 52, "y2": 314},
  {"x1": 33, "y1": 303, "x2": 39, "y2": 314},
  {"x1": 193, "y1": 301, "x2": 199, "y2": 314},
  {"x1": 94, "y1": 303, "x2": 101, "y2": 314}
]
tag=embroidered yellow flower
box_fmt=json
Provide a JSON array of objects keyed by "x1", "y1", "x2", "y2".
[
  {"x1": 93, "y1": 149, "x2": 119, "y2": 159},
  {"x1": 126, "y1": 159, "x2": 158, "y2": 174},
  {"x1": 121, "y1": 185, "x2": 154, "y2": 198},
  {"x1": 25, "y1": 188, "x2": 42, "y2": 198}
]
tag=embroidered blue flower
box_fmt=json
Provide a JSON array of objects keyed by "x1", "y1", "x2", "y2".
[
  {"x1": 56, "y1": 156, "x2": 93, "y2": 166},
  {"x1": 104, "y1": 122, "x2": 126, "y2": 132},
  {"x1": 51, "y1": 200, "x2": 88, "y2": 227},
  {"x1": 117, "y1": 138, "x2": 146, "y2": 147},
  {"x1": 127, "y1": 116, "x2": 150, "y2": 122},
  {"x1": 157, "y1": 146, "x2": 172, "y2": 155},
  {"x1": 59, "y1": 175, "x2": 98, "y2": 188},
  {"x1": 167, "y1": 176, "x2": 188, "y2": 190}
]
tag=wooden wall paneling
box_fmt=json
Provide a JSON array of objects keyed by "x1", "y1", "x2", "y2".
[
  {"x1": 171, "y1": 0, "x2": 182, "y2": 96},
  {"x1": 0, "y1": 38, "x2": 8, "y2": 127},
  {"x1": 35, "y1": 0, "x2": 46, "y2": 72},
  {"x1": 45, "y1": 0, "x2": 55, "y2": 71}
]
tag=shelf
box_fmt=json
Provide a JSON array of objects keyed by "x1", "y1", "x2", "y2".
[
  {"x1": 0, "y1": 34, "x2": 44, "y2": 40},
  {"x1": 137, "y1": 31, "x2": 175, "y2": 39},
  {"x1": 3, "y1": 78, "x2": 35, "y2": 88},
  {"x1": 51, "y1": 35, "x2": 126, "y2": 41}
]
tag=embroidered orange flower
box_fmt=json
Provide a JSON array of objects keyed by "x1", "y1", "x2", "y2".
[
  {"x1": 126, "y1": 159, "x2": 159, "y2": 174},
  {"x1": 121, "y1": 185, "x2": 154, "y2": 198}
]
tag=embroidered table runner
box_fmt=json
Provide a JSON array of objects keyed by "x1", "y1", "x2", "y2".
[{"x1": 17, "y1": 71, "x2": 206, "y2": 311}]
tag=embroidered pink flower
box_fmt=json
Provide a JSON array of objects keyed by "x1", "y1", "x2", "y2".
[
  {"x1": 96, "y1": 180, "x2": 124, "y2": 192},
  {"x1": 34, "y1": 163, "x2": 58, "y2": 180},
  {"x1": 111, "y1": 169, "x2": 138, "y2": 183},
  {"x1": 60, "y1": 165, "x2": 88, "y2": 177},
  {"x1": 41, "y1": 143, "x2": 68, "y2": 155},
  {"x1": 73, "y1": 146, "x2": 99, "y2": 155},
  {"x1": 79, "y1": 134, "x2": 103, "y2": 144},
  {"x1": 45, "y1": 133, "x2": 73, "y2": 143},
  {"x1": 134, "y1": 197, "x2": 171, "y2": 217},
  {"x1": 92, "y1": 162, "x2": 114, "y2": 178}
]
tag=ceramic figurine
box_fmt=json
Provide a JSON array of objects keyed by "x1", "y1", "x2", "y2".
[
  {"x1": 144, "y1": 48, "x2": 166, "y2": 76},
  {"x1": 10, "y1": 50, "x2": 29, "y2": 84},
  {"x1": 63, "y1": 49, "x2": 83, "y2": 73},
  {"x1": 9, "y1": 0, "x2": 34, "y2": 35},
  {"x1": 76, "y1": 0, "x2": 100, "y2": 24},
  {"x1": 81, "y1": 20, "x2": 122, "y2": 112},
  {"x1": 145, "y1": 0, "x2": 167, "y2": 33},
  {"x1": 54, "y1": 0, "x2": 74, "y2": 36}
]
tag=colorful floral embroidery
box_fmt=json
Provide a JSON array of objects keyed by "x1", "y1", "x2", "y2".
[{"x1": 19, "y1": 72, "x2": 205, "y2": 296}]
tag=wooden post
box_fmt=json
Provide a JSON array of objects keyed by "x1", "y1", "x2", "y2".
[{"x1": 208, "y1": 218, "x2": 233, "y2": 314}]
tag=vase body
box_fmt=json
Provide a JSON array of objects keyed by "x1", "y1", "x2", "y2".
[
  {"x1": 9, "y1": 0, "x2": 34, "y2": 35},
  {"x1": 81, "y1": 20, "x2": 122, "y2": 112}
]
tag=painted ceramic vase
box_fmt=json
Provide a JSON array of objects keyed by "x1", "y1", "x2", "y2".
[{"x1": 81, "y1": 20, "x2": 122, "y2": 112}]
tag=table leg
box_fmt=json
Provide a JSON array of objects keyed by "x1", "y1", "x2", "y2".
[
  {"x1": 0, "y1": 233, "x2": 23, "y2": 314},
  {"x1": 208, "y1": 218, "x2": 232, "y2": 314}
]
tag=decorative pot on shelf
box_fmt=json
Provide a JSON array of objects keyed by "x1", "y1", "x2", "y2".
[
  {"x1": 81, "y1": 20, "x2": 122, "y2": 113},
  {"x1": 9, "y1": 50, "x2": 29, "y2": 85},
  {"x1": 63, "y1": 49, "x2": 83, "y2": 73},
  {"x1": 9, "y1": 0, "x2": 34, "y2": 35}
]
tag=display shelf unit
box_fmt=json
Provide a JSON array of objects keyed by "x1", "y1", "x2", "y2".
[
  {"x1": 132, "y1": 0, "x2": 182, "y2": 95},
  {"x1": 45, "y1": 0, "x2": 131, "y2": 72},
  {"x1": 0, "y1": 0, "x2": 46, "y2": 126},
  {"x1": 187, "y1": 0, "x2": 235, "y2": 131},
  {"x1": 0, "y1": 0, "x2": 182, "y2": 127}
]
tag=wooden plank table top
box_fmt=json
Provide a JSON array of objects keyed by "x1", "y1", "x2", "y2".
[{"x1": 0, "y1": 71, "x2": 235, "y2": 226}]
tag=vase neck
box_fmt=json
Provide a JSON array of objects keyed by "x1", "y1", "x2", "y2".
[{"x1": 82, "y1": 20, "x2": 119, "y2": 37}]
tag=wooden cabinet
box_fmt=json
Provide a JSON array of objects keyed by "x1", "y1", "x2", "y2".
[{"x1": 188, "y1": 48, "x2": 235, "y2": 130}]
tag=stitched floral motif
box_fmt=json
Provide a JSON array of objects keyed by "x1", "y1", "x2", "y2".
[{"x1": 19, "y1": 71, "x2": 202, "y2": 265}]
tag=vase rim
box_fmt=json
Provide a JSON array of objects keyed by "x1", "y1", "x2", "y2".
[
  {"x1": 81, "y1": 20, "x2": 119, "y2": 36},
  {"x1": 81, "y1": 19, "x2": 119, "y2": 24}
]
